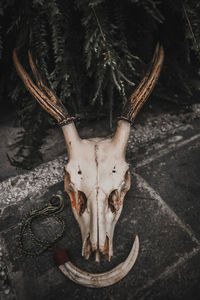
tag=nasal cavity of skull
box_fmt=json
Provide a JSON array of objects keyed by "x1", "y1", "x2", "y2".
[
  {"x1": 108, "y1": 190, "x2": 121, "y2": 213},
  {"x1": 77, "y1": 191, "x2": 87, "y2": 215}
]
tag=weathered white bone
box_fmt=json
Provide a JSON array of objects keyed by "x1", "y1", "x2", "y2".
[
  {"x1": 112, "y1": 120, "x2": 131, "y2": 152},
  {"x1": 63, "y1": 127, "x2": 131, "y2": 261},
  {"x1": 62, "y1": 122, "x2": 82, "y2": 157},
  {"x1": 59, "y1": 235, "x2": 139, "y2": 288}
]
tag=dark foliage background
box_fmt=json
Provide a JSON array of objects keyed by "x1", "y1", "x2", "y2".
[{"x1": 0, "y1": 0, "x2": 200, "y2": 169}]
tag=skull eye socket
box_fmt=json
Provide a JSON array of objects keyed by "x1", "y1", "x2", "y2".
[
  {"x1": 108, "y1": 170, "x2": 130, "y2": 213},
  {"x1": 108, "y1": 190, "x2": 121, "y2": 213},
  {"x1": 78, "y1": 191, "x2": 87, "y2": 215}
]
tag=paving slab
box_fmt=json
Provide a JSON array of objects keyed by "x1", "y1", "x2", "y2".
[
  {"x1": 136, "y1": 251, "x2": 200, "y2": 300},
  {"x1": 136, "y1": 118, "x2": 200, "y2": 240},
  {"x1": 0, "y1": 169, "x2": 199, "y2": 299}
]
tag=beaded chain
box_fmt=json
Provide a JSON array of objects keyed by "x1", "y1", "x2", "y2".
[{"x1": 18, "y1": 193, "x2": 66, "y2": 257}]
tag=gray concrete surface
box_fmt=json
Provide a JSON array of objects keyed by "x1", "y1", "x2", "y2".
[{"x1": 1, "y1": 103, "x2": 200, "y2": 299}]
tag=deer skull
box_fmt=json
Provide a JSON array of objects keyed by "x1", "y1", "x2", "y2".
[
  {"x1": 63, "y1": 123, "x2": 131, "y2": 261},
  {"x1": 13, "y1": 43, "x2": 164, "y2": 287}
]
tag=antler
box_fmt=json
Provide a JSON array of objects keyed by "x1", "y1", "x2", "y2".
[
  {"x1": 120, "y1": 43, "x2": 164, "y2": 123},
  {"x1": 13, "y1": 49, "x2": 75, "y2": 127},
  {"x1": 13, "y1": 50, "x2": 81, "y2": 155},
  {"x1": 113, "y1": 43, "x2": 164, "y2": 150},
  {"x1": 13, "y1": 44, "x2": 163, "y2": 155}
]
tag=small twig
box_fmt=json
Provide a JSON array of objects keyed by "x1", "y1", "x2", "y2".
[
  {"x1": 117, "y1": 70, "x2": 136, "y2": 87},
  {"x1": 91, "y1": 7, "x2": 106, "y2": 42},
  {"x1": 111, "y1": 69, "x2": 121, "y2": 92},
  {"x1": 91, "y1": 7, "x2": 111, "y2": 59}
]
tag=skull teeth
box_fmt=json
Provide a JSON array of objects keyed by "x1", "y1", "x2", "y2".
[
  {"x1": 82, "y1": 235, "x2": 92, "y2": 260},
  {"x1": 95, "y1": 251, "x2": 100, "y2": 263},
  {"x1": 82, "y1": 235, "x2": 112, "y2": 262}
]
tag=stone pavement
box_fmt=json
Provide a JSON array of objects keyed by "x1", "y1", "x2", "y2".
[{"x1": 0, "y1": 105, "x2": 200, "y2": 300}]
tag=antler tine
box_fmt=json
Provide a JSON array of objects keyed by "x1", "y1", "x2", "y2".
[
  {"x1": 112, "y1": 43, "x2": 164, "y2": 152},
  {"x1": 13, "y1": 49, "x2": 75, "y2": 127},
  {"x1": 120, "y1": 43, "x2": 164, "y2": 123},
  {"x1": 28, "y1": 50, "x2": 58, "y2": 104}
]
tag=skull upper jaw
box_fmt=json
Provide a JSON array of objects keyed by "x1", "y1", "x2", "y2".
[
  {"x1": 65, "y1": 189, "x2": 117, "y2": 262},
  {"x1": 64, "y1": 172, "x2": 131, "y2": 262},
  {"x1": 79, "y1": 206, "x2": 122, "y2": 262}
]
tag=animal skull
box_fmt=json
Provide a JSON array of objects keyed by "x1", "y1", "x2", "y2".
[
  {"x1": 63, "y1": 123, "x2": 131, "y2": 262},
  {"x1": 13, "y1": 43, "x2": 164, "y2": 287}
]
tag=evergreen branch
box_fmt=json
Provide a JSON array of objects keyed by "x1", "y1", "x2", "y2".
[
  {"x1": 2, "y1": 0, "x2": 200, "y2": 169},
  {"x1": 91, "y1": 6, "x2": 111, "y2": 60}
]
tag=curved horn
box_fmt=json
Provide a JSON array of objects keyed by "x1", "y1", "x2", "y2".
[
  {"x1": 58, "y1": 235, "x2": 139, "y2": 288},
  {"x1": 13, "y1": 49, "x2": 81, "y2": 153},
  {"x1": 112, "y1": 43, "x2": 164, "y2": 150}
]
